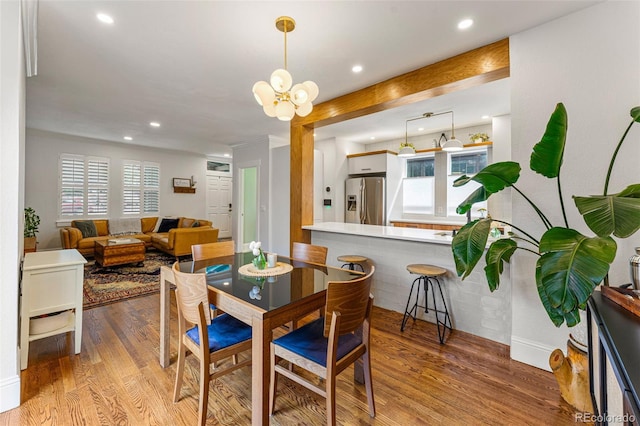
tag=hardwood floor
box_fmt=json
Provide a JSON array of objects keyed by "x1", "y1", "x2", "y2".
[{"x1": 2, "y1": 293, "x2": 584, "y2": 425}]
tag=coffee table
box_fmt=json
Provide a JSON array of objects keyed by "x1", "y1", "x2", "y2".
[{"x1": 94, "y1": 238, "x2": 145, "y2": 267}]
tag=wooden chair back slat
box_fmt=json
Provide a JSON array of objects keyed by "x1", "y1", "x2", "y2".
[
  {"x1": 324, "y1": 266, "x2": 374, "y2": 337},
  {"x1": 191, "y1": 240, "x2": 235, "y2": 261},
  {"x1": 291, "y1": 242, "x2": 328, "y2": 264},
  {"x1": 172, "y1": 262, "x2": 211, "y2": 326}
]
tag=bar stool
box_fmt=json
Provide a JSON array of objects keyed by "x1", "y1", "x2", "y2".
[
  {"x1": 337, "y1": 255, "x2": 369, "y2": 272},
  {"x1": 401, "y1": 264, "x2": 452, "y2": 344}
]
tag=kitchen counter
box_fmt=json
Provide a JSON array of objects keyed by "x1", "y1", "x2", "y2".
[
  {"x1": 304, "y1": 221, "x2": 511, "y2": 345},
  {"x1": 302, "y1": 222, "x2": 454, "y2": 245}
]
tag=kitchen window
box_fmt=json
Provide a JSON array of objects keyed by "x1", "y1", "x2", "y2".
[
  {"x1": 447, "y1": 150, "x2": 488, "y2": 216},
  {"x1": 406, "y1": 157, "x2": 435, "y2": 177},
  {"x1": 403, "y1": 155, "x2": 435, "y2": 214},
  {"x1": 401, "y1": 149, "x2": 489, "y2": 218},
  {"x1": 450, "y1": 151, "x2": 487, "y2": 175}
]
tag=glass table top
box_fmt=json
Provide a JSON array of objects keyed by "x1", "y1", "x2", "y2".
[{"x1": 178, "y1": 251, "x2": 362, "y2": 312}]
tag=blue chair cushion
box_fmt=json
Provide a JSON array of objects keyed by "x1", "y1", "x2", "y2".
[
  {"x1": 186, "y1": 313, "x2": 251, "y2": 352},
  {"x1": 273, "y1": 318, "x2": 362, "y2": 367}
]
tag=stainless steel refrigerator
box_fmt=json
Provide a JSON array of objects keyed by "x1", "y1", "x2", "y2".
[{"x1": 345, "y1": 176, "x2": 386, "y2": 225}]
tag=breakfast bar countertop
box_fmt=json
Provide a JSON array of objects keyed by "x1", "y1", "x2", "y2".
[{"x1": 302, "y1": 222, "x2": 455, "y2": 245}]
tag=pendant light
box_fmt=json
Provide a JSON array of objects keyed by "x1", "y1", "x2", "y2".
[
  {"x1": 423, "y1": 111, "x2": 464, "y2": 151},
  {"x1": 252, "y1": 16, "x2": 319, "y2": 121}
]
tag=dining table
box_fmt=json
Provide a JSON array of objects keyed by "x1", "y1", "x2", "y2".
[{"x1": 158, "y1": 251, "x2": 363, "y2": 425}]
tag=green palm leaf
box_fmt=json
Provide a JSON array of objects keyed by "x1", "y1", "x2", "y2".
[
  {"x1": 484, "y1": 239, "x2": 517, "y2": 291},
  {"x1": 454, "y1": 162, "x2": 521, "y2": 214},
  {"x1": 452, "y1": 219, "x2": 491, "y2": 280},
  {"x1": 530, "y1": 103, "x2": 567, "y2": 178},
  {"x1": 535, "y1": 227, "x2": 616, "y2": 327},
  {"x1": 574, "y1": 184, "x2": 640, "y2": 238}
]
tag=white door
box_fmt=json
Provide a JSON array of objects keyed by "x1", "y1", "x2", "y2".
[{"x1": 207, "y1": 175, "x2": 232, "y2": 239}]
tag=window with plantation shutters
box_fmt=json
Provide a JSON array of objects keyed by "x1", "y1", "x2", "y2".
[
  {"x1": 122, "y1": 161, "x2": 160, "y2": 215},
  {"x1": 59, "y1": 154, "x2": 109, "y2": 218}
]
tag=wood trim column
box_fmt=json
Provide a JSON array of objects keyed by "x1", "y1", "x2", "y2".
[
  {"x1": 289, "y1": 123, "x2": 315, "y2": 248},
  {"x1": 289, "y1": 38, "x2": 510, "y2": 247}
]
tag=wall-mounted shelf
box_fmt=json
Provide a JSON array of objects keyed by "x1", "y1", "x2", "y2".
[
  {"x1": 346, "y1": 149, "x2": 397, "y2": 159},
  {"x1": 173, "y1": 187, "x2": 196, "y2": 194},
  {"x1": 414, "y1": 141, "x2": 493, "y2": 154}
]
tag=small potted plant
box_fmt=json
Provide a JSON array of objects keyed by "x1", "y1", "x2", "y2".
[
  {"x1": 24, "y1": 207, "x2": 40, "y2": 253},
  {"x1": 469, "y1": 132, "x2": 490, "y2": 143}
]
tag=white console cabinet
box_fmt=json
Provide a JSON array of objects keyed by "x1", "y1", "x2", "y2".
[{"x1": 20, "y1": 249, "x2": 87, "y2": 370}]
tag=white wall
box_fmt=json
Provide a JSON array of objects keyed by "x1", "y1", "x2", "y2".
[
  {"x1": 314, "y1": 137, "x2": 365, "y2": 224},
  {"x1": 0, "y1": 0, "x2": 24, "y2": 412},
  {"x1": 487, "y1": 114, "x2": 512, "y2": 224},
  {"x1": 269, "y1": 145, "x2": 290, "y2": 256},
  {"x1": 510, "y1": 1, "x2": 640, "y2": 369},
  {"x1": 25, "y1": 129, "x2": 209, "y2": 250}
]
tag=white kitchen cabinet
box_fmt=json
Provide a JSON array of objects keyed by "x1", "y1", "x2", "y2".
[
  {"x1": 347, "y1": 151, "x2": 395, "y2": 175},
  {"x1": 20, "y1": 249, "x2": 87, "y2": 370}
]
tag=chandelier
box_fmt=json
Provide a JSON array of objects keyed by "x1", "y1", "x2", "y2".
[{"x1": 252, "y1": 16, "x2": 319, "y2": 121}]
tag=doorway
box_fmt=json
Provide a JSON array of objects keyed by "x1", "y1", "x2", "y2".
[{"x1": 237, "y1": 162, "x2": 259, "y2": 252}]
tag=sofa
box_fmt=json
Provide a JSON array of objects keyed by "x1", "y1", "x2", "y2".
[{"x1": 60, "y1": 217, "x2": 219, "y2": 258}]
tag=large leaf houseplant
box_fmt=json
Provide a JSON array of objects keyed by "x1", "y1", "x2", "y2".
[{"x1": 451, "y1": 103, "x2": 640, "y2": 327}]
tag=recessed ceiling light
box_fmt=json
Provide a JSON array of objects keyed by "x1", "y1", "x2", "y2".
[
  {"x1": 97, "y1": 13, "x2": 114, "y2": 24},
  {"x1": 418, "y1": 127, "x2": 424, "y2": 131},
  {"x1": 370, "y1": 136, "x2": 376, "y2": 140},
  {"x1": 149, "y1": 121, "x2": 161, "y2": 128},
  {"x1": 223, "y1": 153, "x2": 231, "y2": 158},
  {"x1": 458, "y1": 18, "x2": 473, "y2": 30},
  {"x1": 352, "y1": 65, "x2": 363, "y2": 73},
  {"x1": 123, "y1": 136, "x2": 133, "y2": 141},
  {"x1": 482, "y1": 115, "x2": 490, "y2": 119}
]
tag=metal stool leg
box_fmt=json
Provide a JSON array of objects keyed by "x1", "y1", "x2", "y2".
[
  {"x1": 341, "y1": 262, "x2": 365, "y2": 272},
  {"x1": 429, "y1": 277, "x2": 452, "y2": 344},
  {"x1": 401, "y1": 276, "x2": 423, "y2": 331}
]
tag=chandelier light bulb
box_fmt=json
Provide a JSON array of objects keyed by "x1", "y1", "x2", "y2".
[
  {"x1": 290, "y1": 83, "x2": 310, "y2": 105},
  {"x1": 275, "y1": 101, "x2": 295, "y2": 121},
  {"x1": 263, "y1": 102, "x2": 277, "y2": 117},
  {"x1": 252, "y1": 81, "x2": 275, "y2": 106},
  {"x1": 270, "y1": 69, "x2": 292, "y2": 93},
  {"x1": 296, "y1": 101, "x2": 313, "y2": 117},
  {"x1": 303, "y1": 81, "x2": 319, "y2": 102}
]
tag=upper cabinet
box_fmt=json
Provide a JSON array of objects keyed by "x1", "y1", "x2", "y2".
[{"x1": 347, "y1": 150, "x2": 397, "y2": 175}]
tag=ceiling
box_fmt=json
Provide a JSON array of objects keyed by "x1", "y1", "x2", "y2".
[{"x1": 26, "y1": 1, "x2": 599, "y2": 157}]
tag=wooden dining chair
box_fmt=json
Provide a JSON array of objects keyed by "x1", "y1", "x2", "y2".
[
  {"x1": 291, "y1": 241, "x2": 328, "y2": 264},
  {"x1": 171, "y1": 262, "x2": 252, "y2": 426},
  {"x1": 269, "y1": 266, "x2": 376, "y2": 425},
  {"x1": 191, "y1": 240, "x2": 235, "y2": 263}
]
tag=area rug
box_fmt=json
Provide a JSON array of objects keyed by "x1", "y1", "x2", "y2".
[{"x1": 83, "y1": 251, "x2": 177, "y2": 309}]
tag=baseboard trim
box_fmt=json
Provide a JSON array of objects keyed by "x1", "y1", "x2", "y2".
[
  {"x1": 0, "y1": 374, "x2": 20, "y2": 413},
  {"x1": 511, "y1": 336, "x2": 555, "y2": 372}
]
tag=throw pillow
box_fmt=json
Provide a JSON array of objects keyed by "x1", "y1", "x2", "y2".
[
  {"x1": 157, "y1": 218, "x2": 179, "y2": 233},
  {"x1": 75, "y1": 220, "x2": 98, "y2": 238},
  {"x1": 191, "y1": 221, "x2": 200, "y2": 228},
  {"x1": 181, "y1": 218, "x2": 195, "y2": 228}
]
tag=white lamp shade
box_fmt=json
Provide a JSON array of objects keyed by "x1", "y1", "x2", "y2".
[
  {"x1": 270, "y1": 68, "x2": 293, "y2": 92},
  {"x1": 290, "y1": 83, "x2": 310, "y2": 106},
  {"x1": 252, "y1": 81, "x2": 275, "y2": 106},
  {"x1": 295, "y1": 101, "x2": 313, "y2": 117},
  {"x1": 442, "y1": 138, "x2": 464, "y2": 151},
  {"x1": 398, "y1": 146, "x2": 416, "y2": 157},
  {"x1": 275, "y1": 101, "x2": 295, "y2": 121},
  {"x1": 263, "y1": 102, "x2": 277, "y2": 117},
  {"x1": 302, "y1": 80, "x2": 319, "y2": 102}
]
